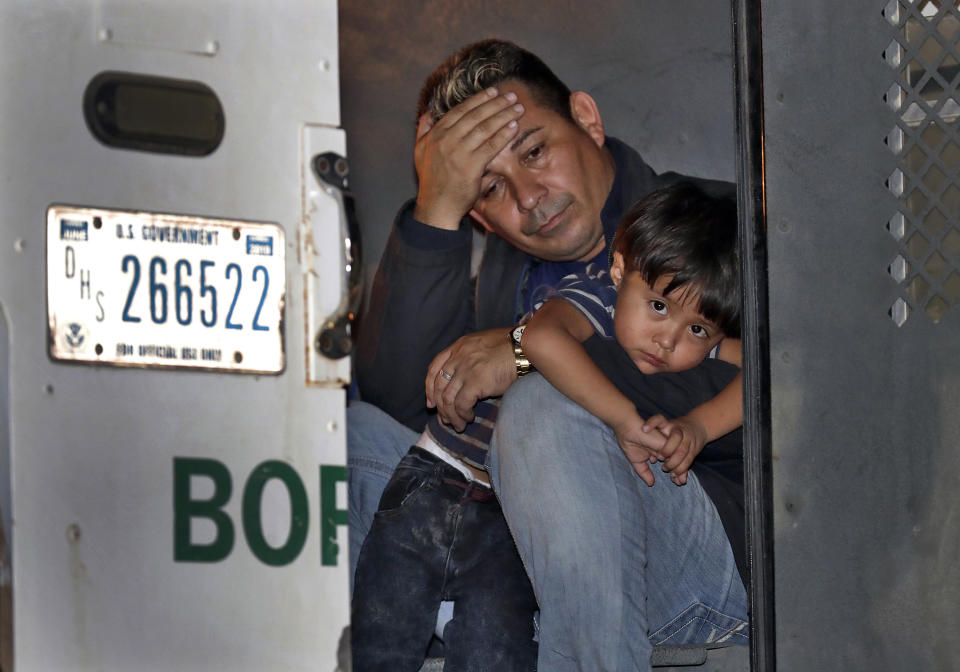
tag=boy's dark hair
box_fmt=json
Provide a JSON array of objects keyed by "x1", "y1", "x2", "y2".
[
  {"x1": 416, "y1": 39, "x2": 572, "y2": 123},
  {"x1": 612, "y1": 181, "x2": 741, "y2": 338}
]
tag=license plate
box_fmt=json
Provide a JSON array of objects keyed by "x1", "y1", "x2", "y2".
[{"x1": 47, "y1": 205, "x2": 285, "y2": 374}]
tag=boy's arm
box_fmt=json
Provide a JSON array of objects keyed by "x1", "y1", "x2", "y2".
[{"x1": 523, "y1": 299, "x2": 666, "y2": 485}]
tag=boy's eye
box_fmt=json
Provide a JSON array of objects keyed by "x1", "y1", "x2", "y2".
[
  {"x1": 650, "y1": 300, "x2": 667, "y2": 315},
  {"x1": 690, "y1": 324, "x2": 710, "y2": 339}
]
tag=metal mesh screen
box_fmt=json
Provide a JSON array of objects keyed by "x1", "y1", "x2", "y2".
[{"x1": 883, "y1": 0, "x2": 960, "y2": 324}]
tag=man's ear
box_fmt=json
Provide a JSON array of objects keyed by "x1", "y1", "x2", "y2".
[
  {"x1": 610, "y1": 251, "x2": 626, "y2": 289},
  {"x1": 469, "y1": 207, "x2": 494, "y2": 233},
  {"x1": 569, "y1": 91, "x2": 605, "y2": 148}
]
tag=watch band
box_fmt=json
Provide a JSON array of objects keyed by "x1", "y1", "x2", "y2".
[{"x1": 510, "y1": 325, "x2": 533, "y2": 377}]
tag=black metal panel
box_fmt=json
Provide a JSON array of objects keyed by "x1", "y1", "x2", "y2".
[{"x1": 762, "y1": 0, "x2": 960, "y2": 669}]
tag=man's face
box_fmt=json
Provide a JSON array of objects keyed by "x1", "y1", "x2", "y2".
[{"x1": 468, "y1": 82, "x2": 614, "y2": 263}]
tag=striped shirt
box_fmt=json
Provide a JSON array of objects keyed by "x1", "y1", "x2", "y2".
[{"x1": 532, "y1": 263, "x2": 618, "y2": 338}]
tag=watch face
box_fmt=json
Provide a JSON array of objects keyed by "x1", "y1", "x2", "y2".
[{"x1": 512, "y1": 325, "x2": 525, "y2": 345}]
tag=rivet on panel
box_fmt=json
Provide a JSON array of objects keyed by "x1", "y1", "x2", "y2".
[
  {"x1": 885, "y1": 126, "x2": 904, "y2": 154},
  {"x1": 326, "y1": 421, "x2": 338, "y2": 433},
  {"x1": 887, "y1": 212, "x2": 905, "y2": 240},
  {"x1": 888, "y1": 255, "x2": 908, "y2": 284},
  {"x1": 889, "y1": 297, "x2": 910, "y2": 327},
  {"x1": 66, "y1": 523, "x2": 81, "y2": 543},
  {"x1": 98, "y1": 27, "x2": 113, "y2": 42},
  {"x1": 13, "y1": 238, "x2": 25, "y2": 252},
  {"x1": 44, "y1": 383, "x2": 54, "y2": 396},
  {"x1": 882, "y1": 0, "x2": 900, "y2": 25},
  {"x1": 318, "y1": 59, "x2": 331, "y2": 72},
  {"x1": 886, "y1": 169, "x2": 904, "y2": 197},
  {"x1": 205, "y1": 40, "x2": 220, "y2": 56},
  {"x1": 882, "y1": 39, "x2": 901, "y2": 69}
]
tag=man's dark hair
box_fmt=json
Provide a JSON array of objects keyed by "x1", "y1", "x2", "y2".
[
  {"x1": 417, "y1": 39, "x2": 572, "y2": 123},
  {"x1": 612, "y1": 181, "x2": 741, "y2": 338}
]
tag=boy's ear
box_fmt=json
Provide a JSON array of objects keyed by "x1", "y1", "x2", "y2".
[
  {"x1": 569, "y1": 91, "x2": 605, "y2": 148},
  {"x1": 469, "y1": 207, "x2": 494, "y2": 233},
  {"x1": 610, "y1": 251, "x2": 625, "y2": 288}
]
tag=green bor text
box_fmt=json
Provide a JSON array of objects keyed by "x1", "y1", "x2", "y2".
[{"x1": 173, "y1": 457, "x2": 347, "y2": 567}]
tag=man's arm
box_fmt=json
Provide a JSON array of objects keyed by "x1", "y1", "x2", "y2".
[
  {"x1": 355, "y1": 203, "x2": 475, "y2": 430},
  {"x1": 355, "y1": 89, "x2": 525, "y2": 431}
]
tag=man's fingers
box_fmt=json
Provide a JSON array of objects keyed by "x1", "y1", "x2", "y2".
[
  {"x1": 438, "y1": 377, "x2": 469, "y2": 431},
  {"x1": 440, "y1": 90, "x2": 522, "y2": 149},
  {"x1": 431, "y1": 87, "x2": 500, "y2": 131},
  {"x1": 427, "y1": 368, "x2": 451, "y2": 409},
  {"x1": 437, "y1": 371, "x2": 480, "y2": 432},
  {"x1": 425, "y1": 367, "x2": 439, "y2": 408},
  {"x1": 460, "y1": 100, "x2": 524, "y2": 153},
  {"x1": 452, "y1": 382, "x2": 479, "y2": 426},
  {"x1": 425, "y1": 349, "x2": 452, "y2": 408}
]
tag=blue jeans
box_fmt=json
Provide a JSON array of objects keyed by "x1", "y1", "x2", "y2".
[
  {"x1": 351, "y1": 447, "x2": 538, "y2": 671},
  {"x1": 346, "y1": 401, "x2": 417, "y2": 588},
  {"x1": 490, "y1": 374, "x2": 748, "y2": 672}
]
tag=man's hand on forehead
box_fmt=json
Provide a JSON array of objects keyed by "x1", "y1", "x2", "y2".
[{"x1": 413, "y1": 87, "x2": 525, "y2": 231}]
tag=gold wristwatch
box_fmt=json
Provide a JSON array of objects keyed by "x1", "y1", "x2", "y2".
[{"x1": 510, "y1": 324, "x2": 533, "y2": 377}]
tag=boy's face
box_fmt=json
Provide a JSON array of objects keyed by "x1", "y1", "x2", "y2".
[{"x1": 610, "y1": 252, "x2": 724, "y2": 375}]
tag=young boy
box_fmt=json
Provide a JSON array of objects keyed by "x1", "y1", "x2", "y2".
[
  {"x1": 351, "y1": 181, "x2": 742, "y2": 671},
  {"x1": 522, "y1": 179, "x2": 742, "y2": 488}
]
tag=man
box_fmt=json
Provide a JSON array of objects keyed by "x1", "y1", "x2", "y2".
[{"x1": 351, "y1": 39, "x2": 746, "y2": 670}]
